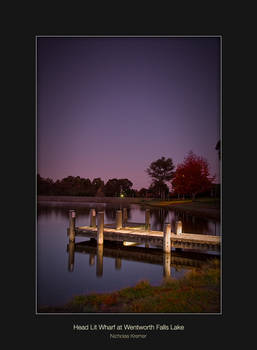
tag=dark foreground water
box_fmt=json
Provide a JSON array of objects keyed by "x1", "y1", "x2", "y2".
[{"x1": 37, "y1": 201, "x2": 220, "y2": 309}]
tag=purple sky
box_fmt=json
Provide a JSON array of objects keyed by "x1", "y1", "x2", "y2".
[{"x1": 37, "y1": 36, "x2": 220, "y2": 190}]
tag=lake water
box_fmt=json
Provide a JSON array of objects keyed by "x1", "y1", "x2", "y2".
[{"x1": 37, "y1": 201, "x2": 220, "y2": 309}]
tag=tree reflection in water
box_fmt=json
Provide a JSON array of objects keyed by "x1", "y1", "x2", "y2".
[{"x1": 38, "y1": 201, "x2": 219, "y2": 235}]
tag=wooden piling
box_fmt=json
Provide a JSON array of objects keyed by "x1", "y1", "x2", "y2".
[
  {"x1": 69, "y1": 209, "x2": 76, "y2": 242},
  {"x1": 97, "y1": 211, "x2": 104, "y2": 245},
  {"x1": 145, "y1": 209, "x2": 150, "y2": 230},
  {"x1": 90, "y1": 208, "x2": 96, "y2": 228},
  {"x1": 116, "y1": 210, "x2": 122, "y2": 229},
  {"x1": 163, "y1": 223, "x2": 171, "y2": 253},
  {"x1": 176, "y1": 220, "x2": 182, "y2": 235}
]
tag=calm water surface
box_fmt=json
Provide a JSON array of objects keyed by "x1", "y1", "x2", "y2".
[{"x1": 37, "y1": 201, "x2": 220, "y2": 308}]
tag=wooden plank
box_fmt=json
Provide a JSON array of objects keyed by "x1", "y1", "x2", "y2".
[
  {"x1": 105, "y1": 222, "x2": 146, "y2": 228},
  {"x1": 75, "y1": 226, "x2": 220, "y2": 247}
]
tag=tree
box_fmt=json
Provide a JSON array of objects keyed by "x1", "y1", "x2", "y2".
[
  {"x1": 37, "y1": 174, "x2": 54, "y2": 195},
  {"x1": 146, "y1": 156, "x2": 175, "y2": 199},
  {"x1": 146, "y1": 156, "x2": 175, "y2": 182},
  {"x1": 104, "y1": 179, "x2": 119, "y2": 197},
  {"x1": 54, "y1": 176, "x2": 93, "y2": 196},
  {"x1": 104, "y1": 178, "x2": 133, "y2": 197},
  {"x1": 172, "y1": 151, "x2": 215, "y2": 200},
  {"x1": 138, "y1": 188, "x2": 149, "y2": 198},
  {"x1": 91, "y1": 177, "x2": 104, "y2": 196},
  {"x1": 149, "y1": 180, "x2": 169, "y2": 199},
  {"x1": 118, "y1": 178, "x2": 133, "y2": 196},
  {"x1": 80, "y1": 177, "x2": 94, "y2": 196}
]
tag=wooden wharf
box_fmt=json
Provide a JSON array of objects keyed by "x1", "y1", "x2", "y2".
[{"x1": 67, "y1": 208, "x2": 220, "y2": 254}]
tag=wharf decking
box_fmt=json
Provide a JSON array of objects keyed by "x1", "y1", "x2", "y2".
[
  {"x1": 74, "y1": 225, "x2": 220, "y2": 251},
  {"x1": 68, "y1": 208, "x2": 220, "y2": 253}
]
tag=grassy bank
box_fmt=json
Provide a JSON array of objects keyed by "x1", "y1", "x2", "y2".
[
  {"x1": 39, "y1": 259, "x2": 220, "y2": 313},
  {"x1": 37, "y1": 195, "x2": 146, "y2": 204},
  {"x1": 140, "y1": 198, "x2": 220, "y2": 220}
]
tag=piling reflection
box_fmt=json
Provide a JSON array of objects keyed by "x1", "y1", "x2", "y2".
[
  {"x1": 163, "y1": 253, "x2": 171, "y2": 279},
  {"x1": 89, "y1": 254, "x2": 95, "y2": 266},
  {"x1": 115, "y1": 258, "x2": 122, "y2": 270},
  {"x1": 68, "y1": 241, "x2": 75, "y2": 272},
  {"x1": 96, "y1": 244, "x2": 103, "y2": 277},
  {"x1": 67, "y1": 239, "x2": 218, "y2": 279}
]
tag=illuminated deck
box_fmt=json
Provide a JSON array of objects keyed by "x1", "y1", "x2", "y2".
[{"x1": 73, "y1": 224, "x2": 220, "y2": 251}]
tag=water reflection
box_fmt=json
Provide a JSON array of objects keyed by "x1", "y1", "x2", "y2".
[
  {"x1": 38, "y1": 202, "x2": 220, "y2": 308},
  {"x1": 171, "y1": 211, "x2": 210, "y2": 235},
  {"x1": 89, "y1": 254, "x2": 95, "y2": 266},
  {"x1": 150, "y1": 207, "x2": 170, "y2": 231},
  {"x1": 68, "y1": 241, "x2": 75, "y2": 272},
  {"x1": 105, "y1": 206, "x2": 131, "y2": 222},
  {"x1": 115, "y1": 258, "x2": 122, "y2": 270},
  {"x1": 67, "y1": 239, "x2": 218, "y2": 279},
  {"x1": 38, "y1": 203, "x2": 133, "y2": 223},
  {"x1": 96, "y1": 245, "x2": 103, "y2": 277},
  {"x1": 163, "y1": 253, "x2": 171, "y2": 279},
  {"x1": 38, "y1": 201, "x2": 220, "y2": 235}
]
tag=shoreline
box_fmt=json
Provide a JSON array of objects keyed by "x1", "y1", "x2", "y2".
[
  {"x1": 37, "y1": 195, "x2": 146, "y2": 204},
  {"x1": 38, "y1": 259, "x2": 220, "y2": 313},
  {"x1": 143, "y1": 201, "x2": 220, "y2": 220},
  {"x1": 37, "y1": 195, "x2": 220, "y2": 220}
]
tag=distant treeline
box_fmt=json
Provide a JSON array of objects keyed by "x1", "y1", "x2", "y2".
[
  {"x1": 38, "y1": 147, "x2": 221, "y2": 199},
  {"x1": 37, "y1": 175, "x2": 136, "y2": 197},
  {"x1": 37, "y1": 174, "x2": 220, "y2": 199}
]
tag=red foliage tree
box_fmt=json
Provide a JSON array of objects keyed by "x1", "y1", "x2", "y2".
[{"x1": 172, "y1": 151, "x2": 215, "y2": 200}]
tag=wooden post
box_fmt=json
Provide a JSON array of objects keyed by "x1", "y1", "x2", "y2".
[
  {"x1": 123, "y1": 208, "x2": 128, "y2": 226},
  {"x1": 163, "y1": 223, "x2": 171, "y2": 253},
  {"x1": 90, "y1": 208, "x2": 96, "y2": 228},
  {"x1": 145, "y1": 209, "x2": 150, "y2": 230},
  {"x1": 68, "y1": 241, "x2": 75, "y2": 272},
  {"x1": 116, "y1": 210, "x2": 122, "y2": 229},
  {"x1": 176, "y1": 220, "x2": 182, "y2": 235},
  {"x1": 97, "y1": 211, "x2": 104, "y2": 245},
  {"x1": 96, "y1": 244, "x2": 103, "y2": 277},
  {"x1": 69, "y1": 209, "x2": 76, "y2": 242}
]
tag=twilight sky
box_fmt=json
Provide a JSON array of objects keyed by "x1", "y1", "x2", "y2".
[{"x1": 37, "y1": 36, "x2": 220, "y2": 190}]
